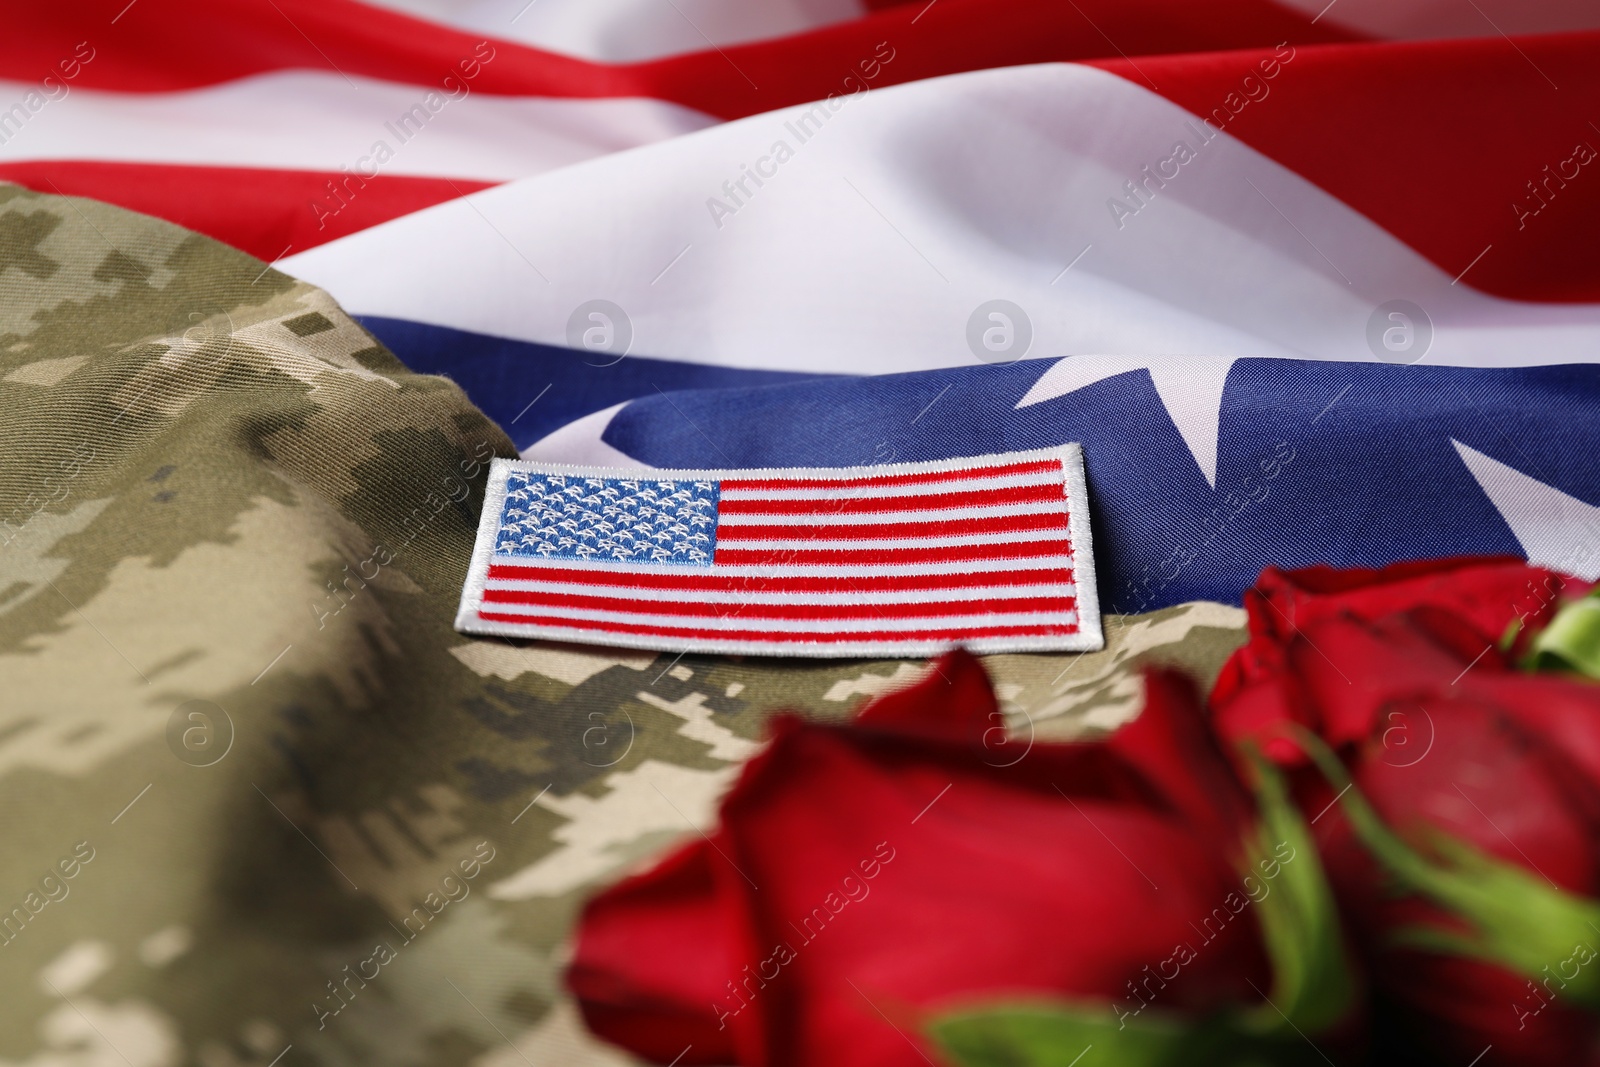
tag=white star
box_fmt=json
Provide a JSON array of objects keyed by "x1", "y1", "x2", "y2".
[
  {"x1": 1016, "y1": 354, "x2": 1238, "y2": 487},
  {"x1": 522, "y1": 401, "x2": 647, "y2": 466},
  {"x1": 1453, "y1": 440, "x2": 1600, "y2": 580}
]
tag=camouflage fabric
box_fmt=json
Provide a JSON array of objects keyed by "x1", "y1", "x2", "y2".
[{"x1": 0, "y1": 183, "x2": 1248, "y2": 1067}]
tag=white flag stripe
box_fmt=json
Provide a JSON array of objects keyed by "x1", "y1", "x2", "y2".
[
  {"x1": 481, "y1": 579, "x2": 1078, "y2": 606},
  {"x1": 711, "y1": 528, "x2": 1069, "y2": 553},
  {"x1": 463, "y1": 619, "x2": 1093, "y2": 657},
  {"x1": 475, "y1": 603, "x2": 1078, "y2": 633},
  {"x1": 485, "y1": 556, "x2": 1072, "y2": 579},
  {"x1": 0, "y1": 74, "x2": 715, "y2": 180},
  {"x1": 356, "y1": 0, "x2": 866, "y2": 63},
  {"x1": 717, "y1": 469, "x2": 1065, "y2": 501},
  {"x1": 714, "y1": 501, "x2": 1069, "y2": 527}
]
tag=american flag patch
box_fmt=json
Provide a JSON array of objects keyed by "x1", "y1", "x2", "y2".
[{"x1": 454, "y1": 446, "x2": 1101, "y2": 657}]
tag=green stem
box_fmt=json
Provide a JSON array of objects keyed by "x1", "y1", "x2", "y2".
[
  {"x1": 1528, "y1": 593, "x2": 1600, "y2": 678},
  {"x1": 1289, "y1": 725, "x2": 1600, "y2": 1009}
]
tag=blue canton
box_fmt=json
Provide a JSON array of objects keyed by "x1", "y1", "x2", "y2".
[{"x1": 495, "y1": 472, "x2": 719, "y2": 565}]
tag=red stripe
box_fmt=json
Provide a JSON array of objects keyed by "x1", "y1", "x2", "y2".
[
  {"x1": 485, "y1": 563, "x2": 1072, "y2": 591},
  {"x1": 480, "y1": 589, "x2": 1074, "y2": 620},
  {"x1": 1093, "y1": 31, "x2": 1600, "y2": 302},
  {"x1": 720, "y1": 458, "x2": 1060, "y2": 492},
  {"x1": 712, "y1": 539, "x2": 1071, "y2": 566},
  {"x1": 6, "y1": 0, "x2": 1359, "y2": 113},
  {"x1": 716, "y1": 483, "x2": 1063, "y2": 516},
  {"x1": 714, "y1": 510, "x2": 1068, "y2": 542},
  {"x1": 476, "y1": 611, "x2": 1079, "y2": 642},
  {"x1": 0, "y1": 161, "x2": 496, "y2": 262}
]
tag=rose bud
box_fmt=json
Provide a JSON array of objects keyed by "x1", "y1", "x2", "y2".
[
  {"x1": 1213, "y1": 559, "x2": 1600, "y2": 1065},
  {"x1": 570, "y1": 651, "x2": 1360, "y2": 1066}
]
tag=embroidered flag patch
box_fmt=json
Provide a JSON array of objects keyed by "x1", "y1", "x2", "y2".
[{"x1": 455, "y1": 446, "x2": 1102, "y2": 657}]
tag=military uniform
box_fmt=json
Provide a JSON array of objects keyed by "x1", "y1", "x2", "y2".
[{"x1": 0, "y1": 184, "x2": 1247, "y2": 1066}]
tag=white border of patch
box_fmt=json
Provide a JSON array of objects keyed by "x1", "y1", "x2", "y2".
[{"x1": 455, "y1": 446, "x2": 1102, "y2": 658}]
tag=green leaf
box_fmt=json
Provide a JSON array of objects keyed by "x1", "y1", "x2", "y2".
[
  {"x1": 1293, "y1": 725, "x2": 1600, "y2": 1009},
  {"x1": 926, "y1": 754, "x2": 1358, "y2": 1067},
  {"x1": 1234, "y1": 748, "x2": 1355, "y2": 1037},
  {"x1": 928, "y1": 1004, "x2": 1342, "y2": 1067},
  {"x1": 929, "y1": 1005, "x2": 1202, "y2": 1067},
  {"x1": 1528, "y1": 593, "x2": 1600, "y2": 678},
  {"x1": 928, "y1": 1004, "x2": 1314, "y2": 1067}
]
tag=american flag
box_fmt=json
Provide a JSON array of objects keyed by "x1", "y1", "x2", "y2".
[
  {"x1": 8, "y1": 4, "x2": 1600, "y2": 443},
  {"x1": 11, "y1": 2, "x2": 1600, "y2": 614},
  {"x1": 456, "y1": 448, "x2": 1101, "y2": 656}
]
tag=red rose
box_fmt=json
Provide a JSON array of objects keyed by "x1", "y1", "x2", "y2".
[
  {"x1": 1212, "y1": 558, "x2": 1600, "y2": 1065},
  {"x1": 1231, "y1": 556, "x2": 1581, "y2": 646},
  {"x1": 569, "y1": 650, "x2": 1276, "y2": 1067}
]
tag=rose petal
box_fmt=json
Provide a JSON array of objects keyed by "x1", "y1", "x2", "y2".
[
  {"x1": 568, "y1": 840, "x2": 740, "y2": 1064},
  {"x1": 711, "y1": 719, "x2": 1267, "y2": 1065}
]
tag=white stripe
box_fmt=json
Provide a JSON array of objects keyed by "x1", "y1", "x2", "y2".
[
  {"x1": 482, "y1": 580, "x2": 1077, "y2": 605},
  {"x1": 488, "y1": 554, "x2": 1070, "y2": 577},
  {"x1": 713, "y1": 528, "x2": 1067, "y2": 552},
  {"x1": 715, "y1": 501, "x2": 1067, "y2": 526},
  {"x1": 463, "y1": 617, "x2": 1099, "y2": 656},
  {"x1": 0, "y1": 73, "x2": 715, "y2": 180},
  {"x1": 288, "y1": 62, "x2": 1600, "y2": 384},
  {"x1": 478, "y1": 604, "x2": 1077, "y2": 632},
  {"x1": 506, "y1": 445, "x2": 1073, "y2": 485},
  {"x1": 355, "y1": 0, "x2": 866, "y2": 63},
  {"x1": 717, "y1": 469, "x2": 1063, "y2": 501}
]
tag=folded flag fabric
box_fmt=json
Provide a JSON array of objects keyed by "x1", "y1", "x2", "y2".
[
  {"x1": 457, "y1": 448, "x2": 1102, "y2": 655},
  {"x1": 525, "y1": 355, "x2": 1600, "y2": 614},
  {"x1": 281, "y1": 36, "x2": 1600, "y2": 448},
  {"x1": 9, "y1": 4, "x2": 1600, "y2": 448}
]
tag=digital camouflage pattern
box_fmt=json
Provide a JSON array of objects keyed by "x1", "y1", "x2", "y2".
[{"x1": 0, "y1": 183, "x2": 1249, "y2": 1066}]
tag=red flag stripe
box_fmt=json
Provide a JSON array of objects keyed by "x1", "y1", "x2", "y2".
[
  {"x1": 475, "y1": 611, "x2": 1080, "y2": 643},
  {"x1": 6, "y1": 0, "x2": 1360, "y2": 110},
  {"x1": 483, "y1": 563, "x2": 1072, "y2": 591},
  {"x1": 717, "y1": 470, "x2": 1062, "y2": 501},
  {"x1": 720, "y1": 458, "x2": 1060, "y2": 492},
  {"x1": 480, "y1": 588, "x2": 1075, "y2": 620},
  {"x1": 714, "y1": 510, "x2": 1066, "y2": 541},
  {"x1": 0, "y1": 160, "x2": 498, "y2": 262},
  {"x1": 712, "y1": 539, "x2": 1071, "y2": 566},
  {"x1": 1097, "y1": 31, "x2": 1600, "y2": 303},
  {"x1": 716, "y1": 483, "x2": 1063, "y2": 516},
  {"x1": 712, "y1": 530, "x2": 1065, "y2": 554},
  {"x1": 481, "y1": 579, "x2": 1076, "y2": 604},
  {"x1": 714, "y1": 500, "x2": 1062, "y2": 527}
]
